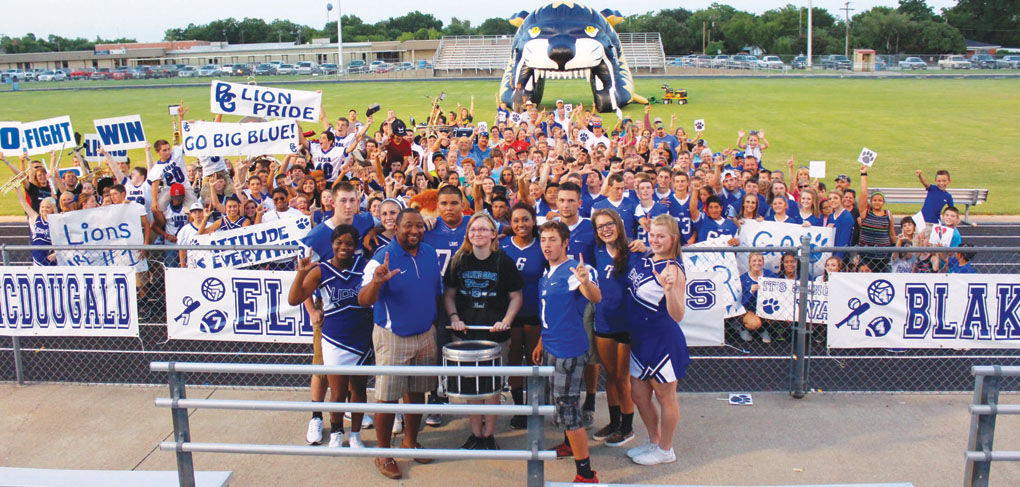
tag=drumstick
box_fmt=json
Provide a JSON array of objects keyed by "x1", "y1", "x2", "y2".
[{"x1": 445, "y1": 325, "x2": 496, "y2": 331}]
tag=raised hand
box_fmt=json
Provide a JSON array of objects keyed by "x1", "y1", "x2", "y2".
[
  {"x1": 296, "y1": 248, "x2": 315, "y2": 273},
  {"x1": 572, "y1": 254, "x2": 591, "y2": 284},
  {"x1": 372, "y1": 252, "x2": 401, "y2": 284},
  {"x1": 738, "y1": 130, "x2": 745, "y2": 138},
  {"x1": 652, "y1": 261, "x2": 684, "y2": 293}
]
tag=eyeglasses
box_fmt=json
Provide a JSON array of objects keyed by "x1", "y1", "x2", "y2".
[
  {"x1": 596, "y1": 222, "x2": 616, "y2": 232},
  {"x1": 468, "y1": 227, "x2": 494, "y2": 234},
  {"x1": 799, "y1": 185, "x2": 809, "y2": 189}
]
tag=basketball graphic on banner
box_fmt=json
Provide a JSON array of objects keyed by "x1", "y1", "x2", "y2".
[
  {"x1": 201, "y1": 278, "x2": 226, "y2": 302},
  {"x1": 867, "y1": 279, "x2": 895, "y2": 306}
]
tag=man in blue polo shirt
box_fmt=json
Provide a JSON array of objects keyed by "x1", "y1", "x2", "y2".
[{"x1": 359, "y1": 208, "x2": 442, "y2": 480}]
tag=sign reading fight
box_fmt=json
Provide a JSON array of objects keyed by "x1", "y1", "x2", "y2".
[
  {"x1": 93, "y1": 115, "x2": 147, "y2": 151},
  {"x1": 737, "y1": 220, "x2": 833, "y2": 278},
  {"x1": 683, "y1": 237, "x2": 746, "y2": 318},
  {"x1": 0, "y1": 266, "x2": 138, "y2": 337},
  {"x1": 82, "y1": 133, "x2": 128, "y2": 163},
  {"x1": 48, "y1": 204, "x2": 148, "y2": 272},
  {"x1": 165, "y1": 268, "x2": 312, "y2": 343},
  {"x1": 757, "y1": 277, "x2": 829, "y2": 324},
  {"x1": 827, "y1": 273, "x2": 1020, "y2": 349},
  {"x1": 210, "y1": 80, "x2": 321, "y2": 122},
  {"x1": 182, "y1": 119, "x2": 299, "y2": 157},
  {"x1": 0, "y1": 116, "x2": 75, "y2": 156},
  {"x1": 191, "y1": 217, "x2": 311, "y2": 269}
]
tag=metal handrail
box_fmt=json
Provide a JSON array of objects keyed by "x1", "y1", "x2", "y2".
[
  {"x1": 964, "y1": 365, "x2": 1020, "y2": 487},
  {"x1": 150, "y1": 361, "x2": 553, "y2": 377},
  {"x1": 154, "y1": 397, "x2": 555, "y2": 416},
  {"x1": 159, "y1": 442, "x2": 557, "y2": 461},
  {"x1": 973, "y1": 365, "x2": 1020, "y2": 377}
]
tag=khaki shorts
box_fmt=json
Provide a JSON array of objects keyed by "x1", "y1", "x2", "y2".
[{"x1": 372, "y1": 326, "x2": 438, "y2": 402}]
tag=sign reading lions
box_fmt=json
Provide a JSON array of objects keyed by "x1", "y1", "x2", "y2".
[{"x1": 210, "y1": 81, "x2": 321, "y2": 122}]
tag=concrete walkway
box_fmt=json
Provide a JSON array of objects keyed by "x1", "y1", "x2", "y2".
[{"x1": 1, "y1": 384, "x2": 1018, "y2": 486}]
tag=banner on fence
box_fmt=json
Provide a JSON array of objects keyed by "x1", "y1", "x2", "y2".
[
  {"x1": 0, "y1": 266, "x2": 138, "y2": 336},
  {"x1": 210, "y1": 80, "x2": 322, "y2": 122},
  {"x1": 737, "y1": 220, "x2": 832, "y2": 278},
  {"x1": 681, "y1": 271, "x2": 726, "y2": 346},
  {"x1": 191, "y1": 216, "x2": 311, "y2": 269},
  {"x1": 683, "y1": 237, "x2": 746, "y2": 318},
  {"x1": 181, "y1": 119, "x2": 300, "y2": 157},
  {"x1": 82, "y1": 133, "x2": 128, "y2": 163},
  {"x1": 757, "y1": 277, "x2": 829, "y2": 323},
  {"x1": 47, "y1": 204, "x2": 148, "y2": 272},
  {"x1": 0, "y1": 116, "x2": 75, "y2": 156},
  {"x1": 93, "y1": 115, "x2": 147, "y2": 151},
  {"x1": 165, "y1": 268, "x2": 313, "y2": 343},
  {"x1": 827, "y1": 273, "x2": 1020, "y2": 349}
]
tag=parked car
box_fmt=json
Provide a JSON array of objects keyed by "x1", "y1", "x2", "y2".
[
  {"x1": 969, "y1": 54, "x2": 997, "y2": 69},
  {"x1": 253, "y1": 63, "x2": 277, "y2": 75},
  {"x1": 276, "y1": 64, "x2": 296, "y2": 75},
  {"x1": 111, "y1": 67, "x2": 134, "y2": 80},
  {"x1": 319, "y1": 63, "x2": 340, "y2": 75},
  {"x1": 369, "y1": 61, "x2": 392, "y2": 73},
  {"x1": 69, "y1": 67, "x2": 96, "y2": 80},
  {"x1": 227, "y1": 63, "x2": 252, "y2": 76},
  {"x1": 759, "y1": 55, "x2": 785, "y2": 70},
  {"x1": 996, "y1": 55, "x2": 1020, "y2": 69},
  {"x1": 691, "y1": 55, "x2": 712, "y2": 68},
  {"x1": 874, "y1": 57, "x2": 887, "y2": 71},
  {"x1": 90, "y1": 67, "x2": 113, "y2": 80},
  {"x1": 156, "y1": 65, "x2": 178, "y2": 78},
  {"x1": 133, "y1": 66, "x2": 156, "y2": 79},
  {"x1": 417, "y1": 60, "x2": 433, "y2": 69},
  {"x1": 197, "y1": 64, "x2": 221, "y2": 77},
  {"x1": 821, "y1": 55, "x2": 852, "y2": 70},
  {"x1": 177, "y1": 65, "x2": 198, "y2": 77},
  {"x1": 37, "y1": 70, "x2": 67, "y2": 81},
  {"x1": 898, "y1": 57, "x2": 927, "y2": 70},
  {"x1": 23, "y1": 68, "x2": 43, "y2": 81},
  {"x1": 791, "y1": 56, "x2": 808, "y2": 69},
  {"x1": 938, "y1": 55, "x2": 971, "y2": 69},
  {"x1": 709, "y1": 55, "x2": 729, "y2": 68},
  {"x1": 295, "y1": 61, "x2": 320, "y2": 75},
  {"x1": 728, "y1": 54, "x2": 750, "y2": 69},
  {"x1": 395, "y1": 62, "x2": 414, "y2": 71}
]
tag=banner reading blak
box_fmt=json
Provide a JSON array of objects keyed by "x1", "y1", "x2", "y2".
[
  {"x1": 757, "y1": 277, "x2": 829, "y2": 324},
  {"x1": 82, "y1": 133, "x2": 128, "y2": 164},
  {"x1": 93, "y1": 115, "x2": 147, "y2": 151},
  {"x1": 210, "y1": 80, "x2": 321, "y2": 122},
  {"x1": 0, "y1": 266, "x2": 138, "y2": 337},
  {"x1": 47, "y1": 204, "x2": 149, "y2": 272},
  {"x1": 191, "y1": 216, "x2": 311, "y2": 269},
  {"x1": 827, "y1": 273, "x2": 1020, "y2": 349},
  {"x1": 683, "y1": 236, "x2": 746, "y2": 318},
  {"x1": 181, "y1": 119, "x2": 300, "y2": 157},
  {"x1": 165, "y1": 268, "x2": 313, "y2": 343},
  {"x1": 737, "y1": 219, "x2": 833, "y2": 278}
]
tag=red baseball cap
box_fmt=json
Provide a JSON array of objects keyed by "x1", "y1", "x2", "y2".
[{"x1": 170, "y1": 183, "x2": 186, "y2": 197}]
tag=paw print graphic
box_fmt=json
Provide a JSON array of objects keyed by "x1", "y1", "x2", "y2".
[
  {"x1": 296, "y1": 218, "x2": 309, "y2": 230},
  {"x1": 761, "y1": 298, "x2": 780, "y2": 315}
]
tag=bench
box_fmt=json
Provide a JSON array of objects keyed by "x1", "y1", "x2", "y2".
[
  {"x1": 0, "y1": 467, "x2": 232, "y2": 487},
  {"x1": 867, "y1": 187, "x2": 988, "y2": 225}
]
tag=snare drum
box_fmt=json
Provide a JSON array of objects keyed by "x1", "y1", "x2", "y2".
[{"x1": 442, "y1": 340, "x2": 504, "y2": 399}]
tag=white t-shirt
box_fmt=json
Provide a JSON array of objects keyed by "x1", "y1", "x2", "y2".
[
  {"x1": 261, "y1": 207, "x2": 305, "y2": 223},
  {"x1": 199, "y1": 155, "x2": 228, "y2": 177},
  {"x1": 175, "y1": 223, "x2": 202, "y2": 268}
]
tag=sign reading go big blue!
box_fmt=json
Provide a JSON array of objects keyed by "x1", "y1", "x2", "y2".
[
  {"x1": 737, "y1": 220, "x2": 833, "y2": 279},
  {"x1": 210, "y1": 80, "x2": 321, "y2": 122},
  {"x1": 165, "y1": 268, "x2": 312, "y2": 343},
  {"x1": 182, "y1": 119, "x2": 300, "y2": 157},
  {"x1": 0, "y1": 266, "x2": 138, "y2": 337},
  {"x1": 0, "y1": 116, "x2": 75, "y2": 156},
  {"x1": 828, "y1": 273, "x2": 1020, "y2": 349}
]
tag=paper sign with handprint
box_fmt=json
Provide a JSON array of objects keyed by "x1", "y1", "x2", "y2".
[
  {"x1": 858, "y1": 147, "x2": 878, "y2": 167},
  {"x1": 693, "y1": 119, "x2": 706, "y2": 131}
]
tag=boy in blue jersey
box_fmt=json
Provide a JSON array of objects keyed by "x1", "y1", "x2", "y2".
[
  {"x1": 532, "y1": 220, "x2": 601, "y2": 484},
  {"x1": 667, "y1": 171, "x2": 695, "y2": 243},
  {"x1": 592, "y1": 173, "x2": 640, "y2": 240},
  {"x1": 916, "y1": 169, "x2": 953, "y2": 224},
  {"x1": 949, "y1": 244, "x2": 976, "y2": 274},
  {"x1": 689, "y1": 195, "x2": 740, "y2": 245},
  {"x1": 633, "y1": 176, "x2": 669, "y2": 244},
  {"x1": 302, "y1": 182, "x2": 376, "y2": 259}
]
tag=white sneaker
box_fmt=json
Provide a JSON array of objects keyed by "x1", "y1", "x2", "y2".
[
  {"x1": 626, "y1": 441, "x2": 656, "y2": 459},
  {"x1": 348, "y1": 432, "x2": 366, "y2": 449},
  {"x1": 632, "y1": 446, "x2": 676, "y2": 465},
  {"x1": 328, "y1": 431, "x2": 343, "y2": 448},
  {"x1": 361, "y1": 414, "x2": 374, "y2": 429},
  {"x1": 306, "y1": 417, "x2": 324, "y2": 445},
  {"x1": 392, "y1": 414, "x2": 404, "y2": 435}
]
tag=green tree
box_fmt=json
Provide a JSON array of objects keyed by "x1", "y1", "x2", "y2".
[
  {"x1": 914, "y1": 19, "x2": 967, "y2": 53},
  {"x1": 851, "y1": 7, "x2": 912, "y2": 53},
  {"x1": 897, "y1": 0, "x2": 937, "y2": 22},
  {"x1": 477, "y1": 17, "x2": 517, "y2": 36},
  {"x1": 943, "y1": 0, "x2": 1020, "y2": 47}
]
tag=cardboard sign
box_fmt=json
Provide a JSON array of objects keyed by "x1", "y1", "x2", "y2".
[
  {"x1": 694, "y1": 119, "x2": 706, "y2": 132},
  {"x1": 93, "y1": 115, "x2": 147, "y2": 151},
  {"x1": 928, "y1": 223, "x2": 953, "y2": 247},
  {"x1": 858, "y1": 147, "x2": 877, "y2": 167}
]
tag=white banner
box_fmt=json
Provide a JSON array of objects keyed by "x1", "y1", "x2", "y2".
[
  {"x1": 827, "y1": 273, "x2": 1020, "y2": 349},
  {"x1": 181, "y1": 119, "x2": 300, "y2": 157},
  {"x1": 191, "y1": 216, "x2": 312, "y2": 269},
  {"x1": 0, "y1": 266, "x2": 138, "y2": 336},
  {"x1": 737, "y1": 219, "x2": 833, "y2": 278},
  {"x1": 82, "y1": 133, "x2": 128, "y2": 163},
  {"x1": 165, "y1": 268, "x2": 312, "y2": 343},
  {"x1": 681, "y1": 271, "x2": 727, "y2": 347},
  {"x1": 210, "y1": 80, "x2": 321, "y2": 122},
  {"x1": 93, "y1": 114, "x2": 147, "y2": 151},
  {"x1": 683, "y1": 236, "x2": 746, "y2": 318},
  {"x1": 48, "y1": 204, "x2": 148, "y2": 272},
  {"x1": 757, "y1": 277, "x2": 829, "y2": 324},
  {"x1": 3, "y1": 116, "x2": 76, "y2": 156}
]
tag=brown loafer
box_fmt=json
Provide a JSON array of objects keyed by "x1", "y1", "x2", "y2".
[
  {"x1": 401, "y1": 441, "x2": 433, "y2": 464},
  {"x1": 374, "y1": 457, "x2": 401, "y2": 479}
]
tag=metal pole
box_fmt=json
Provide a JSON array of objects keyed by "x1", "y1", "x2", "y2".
[
  {"x1": 526, "y1": 373, "x2": 546, "y2": 487},
  {"x1": 791, "y1": 235, "x2": 811, "y2": 398},
  {"x1": 337, "y1": 1, "x2": 343, "y2": 77},
  {"x1": 965, "y1": 372, "x2": 1000, "y2": 487},
  {"x1": 3, "y1": 246, "x2": 24, "y2": 386},
  {"x1": 168, "y1": 364, "x2": 197, "y2": 487},
  {"x1": 806, "y1": 0, "x2": 813, "y2": 68}
]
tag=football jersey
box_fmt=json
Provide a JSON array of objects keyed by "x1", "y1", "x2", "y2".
[
  {"x1": 692, "y1": 213, "x2": 739, "y2": 242},
  {"x1": 175, "y1": 223, "x2": 202, "y2": 268},
  {"x1": 539, "y1": 259, "x2": 596, "y2": 359},
  {"x1": 163, "y1": 202, "x2": 190, "y2": 237},
  {"x1": 593, "y1": 246, "x2": 628, "y2": 333},
  {"x1": 423, "y1": 217, "x2": 470, "y2": 276},
  {"x1": 666, "y1": 193, "x2": 694, "y2": 244},
  {"x1": 560, "y1": 217, "x2": 596, "y2": 264},
  {"x1": 500, "y1": 236, "x2": 545, "y2": 318},
  {"x1": 308, "y1": 141, "x2": 346, "y2": 181},
  {"x1": 592, "y1": 198, "x2": 639, "y2": 240},
  {"x1": 633, "y1": 201, "x2": 669, "y2": 244},
  {"x1": 147, "y1": 146, "x2": 188, "y2": 187},
  {"x1": 199, "y1": 155, "x2": 227, "y2": 177}
]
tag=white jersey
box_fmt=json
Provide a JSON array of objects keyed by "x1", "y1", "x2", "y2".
[
  {"x1": 175, "y1": 223, "x2": 202, "y2": 268},
  {"x1": 124, "y1": 179, "x2": 153, "y2": 221},
  {"x1": 309, "y1": 141, "x2": 345, "y2": 181},
  {"x1": 162, "y1": 202, "x2": 190, "y2": 237},
  {"x1": 147, "y1": 146, "x2": 189, "y2": 187},
  {"x1": 199, "y1": 155, "x2": 228, "y2": 177}
]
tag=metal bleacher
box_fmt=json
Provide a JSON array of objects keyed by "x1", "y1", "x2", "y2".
[{"x1": 431, "y1": 32, "x2": 665, "y2": 75}]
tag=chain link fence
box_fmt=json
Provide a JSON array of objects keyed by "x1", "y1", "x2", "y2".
[{"x1": 2, "y1": 243, "x2": 1018, "y2": 393}]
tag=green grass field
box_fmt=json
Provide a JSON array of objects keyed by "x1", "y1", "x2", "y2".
[{"x1": 1, "y1": 77, "x2": 1018, "y2": 216}]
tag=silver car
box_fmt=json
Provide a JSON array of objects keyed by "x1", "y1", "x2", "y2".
[
  {"x1": 898, "y1": 57, "x2": 927, "y2": 70},
  {"x1": 198, "y1": 64, "x2": 221, "y2": 77},
  {"x1": 276, "y1": 64, "x2": 296, "y2": 75}
]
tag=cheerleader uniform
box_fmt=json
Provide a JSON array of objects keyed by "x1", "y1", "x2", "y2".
[{"x1": 625, "y1": 254, "x2": 690, "y2": 383}]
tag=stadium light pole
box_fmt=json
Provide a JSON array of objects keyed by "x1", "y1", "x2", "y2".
[
  {"x1": 807, "y1": 0, "x2": 813, "y2": 68},
  {"x1": 327, "y1": 2, "x2": 343, "y2": 77}
]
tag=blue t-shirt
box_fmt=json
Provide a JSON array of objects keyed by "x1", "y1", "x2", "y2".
[
  {"x1": 563, "y1": 217, "x2": 596, "y2": 263},
  {"x1": 318, "y1": 257, "x2": 373, "y2": 350},
  {"x1": 539, "y1": 259, "x2": 596, "y2": 359},
  {"x1": 832, "y1": 210, "x2": 856, "y2": 257},
  {"x1": 765, "y1": 212, "x2": 803, "y2": 225},
  {"x1": 921, "y1": 185, "x2": 954, "y2": 224},
  {"x1": 500, "y1": 236, "x2": 545, "y2": 318},
  {"x1": 692, "y1": 214, "x2": 739, "y2": 243},
  {"x1": 652, "y1": 134, "x2": 680, "y2": 158},
  {"x1": 423, "y1": 216, "x2": 470, "y2": 276},
  {"x1": 361, "y1": 241, "x2": 443, "y2": 336},
  {"x1": 802, "y1": 214, "x2": 824, "y2": 227},
  {"x1": 740, "y1": 270, "x2": 778, "y2": 311},
  {"x1": 949, "y1": 261, "x2": 975, "y2": 274},
  {"x1": 634, "y1": 201, "x2": 669, "y2": 244},
  {"x1": 719, "y1": 188, "x2": 744, "y2": 219},
  {"x1": 594, "y1": 246, "x2": 629, "y2": 333},
  {"x1": 666, "y1": 194, "x2": 694, "y2": 244},
  {"x1": 302, "y1": 212, "x2": 376, "y2": 260}
]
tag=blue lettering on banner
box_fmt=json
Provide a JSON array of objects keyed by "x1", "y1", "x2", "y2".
[
  {"x1": 215, "y1": 82, "x2": 237, "y2": 112},
  {"x1": 232, "y1": 278, "x2": 262, "y2": 334},
  {"x1": 686, "y1": 279, "x2": 716, "y2": 310},
  {"x1": 996, "y1": 284, "x2": 1020, "y2": 340},
  {"x1": 0, "y1": 127, "x2": 19, "y2": 151},
  {"x1": 904, "y1": 284, "x2": 930, "y2": 339},
  {"x1": 265, "y1": 279, "x2": 295, "y2": 335},
  {"x1": 0, "y1": 271, "x2": 132, "y2": 330},
  {"x1": 930, "y1": 283, "x2": 953, "y2": 339},
  {"x1": 84, "y1": 137, "x2": 126, "y2": 159},
  {"x1": 22, "y1": 121, "x2": 72, "y2": 150},
  {"x1": 96, "y1": 121, "x2": 145, "y2": 147},
  {"x1": 960, "y1": 284, "x2": 990, "y2": 340}
]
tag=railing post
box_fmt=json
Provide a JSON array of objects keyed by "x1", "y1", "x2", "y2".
[
  {"x1": 791, "y1": 235, "x2": 811, "y2": 398},
  {"x1": 526, "y1": 371, "x2": 546, "y2": 487},
  {"x1": 168, "y1": 363, "x2": 196, "y2": 487},
  {"x1": 965, "y1": 370, "x2": 1000, "y2": 487},
  {"x1": 2, "y1": 245, "x2": 24, "y2": 386}
]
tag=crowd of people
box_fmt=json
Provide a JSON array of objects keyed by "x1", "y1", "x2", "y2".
[{"x1": 5, "y1": 93, "x2": 971, "y2": 483}]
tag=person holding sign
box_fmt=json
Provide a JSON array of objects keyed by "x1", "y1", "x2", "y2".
[
  {"x1": 857, "y1": 165, "x2": 896, "y2": 272},
  {"x1": 289, "y1": 224, "x2": 374, "y2": 449},
  {"x1": 624, "y1": 214, "x2": 689, "y2": 466},
  {"x1": 16, "y1": 187, "x2": 56, "y2": 266}
]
